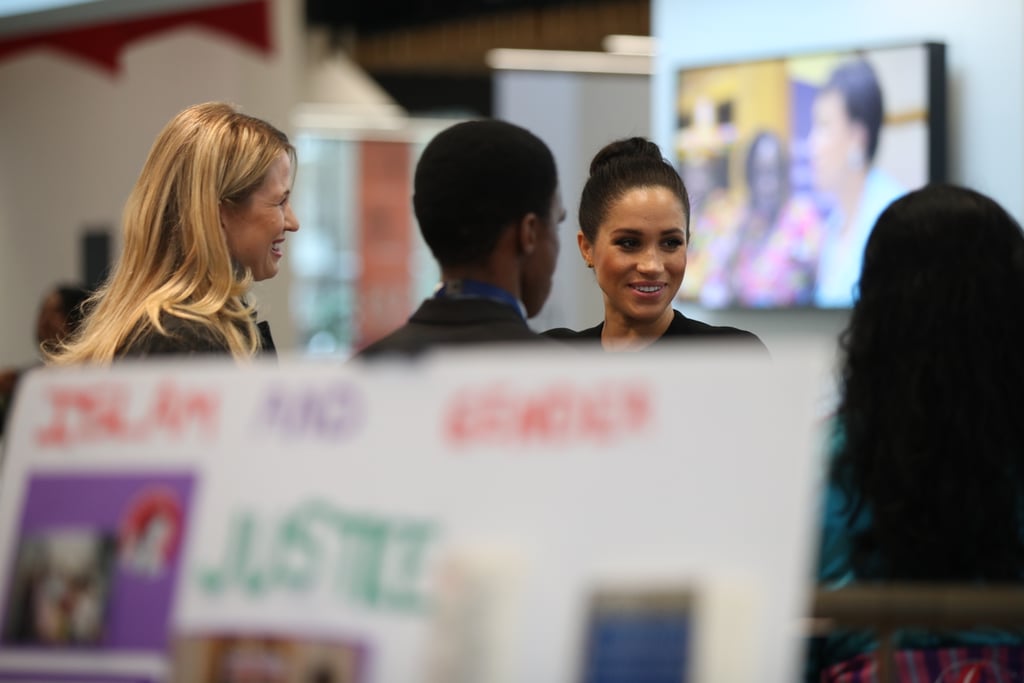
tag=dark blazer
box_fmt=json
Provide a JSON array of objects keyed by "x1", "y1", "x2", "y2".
[
  {"x1": 355, "y1": 298, "x2": 551, "y2": 359},
  {"x1": 119, "y1": 313, "x2": 276, "y2": 358},
  {"x1": 545, "y1": 309, "x2": 768, "y2": 352}
]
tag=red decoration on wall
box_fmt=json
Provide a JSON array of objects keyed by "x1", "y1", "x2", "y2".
[{"x1": 0, "y1": 0, "x2": 271, "y2": 74}]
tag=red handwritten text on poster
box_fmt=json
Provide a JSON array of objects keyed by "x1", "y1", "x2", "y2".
[
  {"x1": 444, "y1": 381, "x2": 652, "y2": 446},
  {"x1": 35, "y1": 381, "x2": 220, "y2": 447}
]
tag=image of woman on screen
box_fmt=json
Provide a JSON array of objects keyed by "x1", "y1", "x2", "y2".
[
  {"x1": 810, "y1": 185, "x2": 1024, "y2": 682},
  {"x1": 544, "y1": 138, "x2": 764, "y2": 351},
  {"x1": 810, "y1": 58, "x2": 905, "y2": 308},
  {"x1": 699, "y1": 131, "x2": 823, "y2": 308}
]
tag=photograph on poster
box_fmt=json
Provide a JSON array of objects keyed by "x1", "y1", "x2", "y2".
[
  {"x1": 2, "y1": 529, "x2": 115, "y2": 646},
  {"x1": 172, "y1": 633, "x2": 369, "y2": 683},
  {"x1": 577, "y1": 588, "x2": 694, "y2": 683},
  {"x1": 675, "y1": 42, "x2": 945, "y2": 309},
  {"x1": 0, "y1": 472, "x2": 195, "y2": 652},
  {"x1": 118, "y1": 487, "x2": 184, "y2": 579}
]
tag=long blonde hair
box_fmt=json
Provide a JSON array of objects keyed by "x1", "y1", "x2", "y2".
[{"x1": 50, "y1": 102, "x2": 295, "y2": 364}]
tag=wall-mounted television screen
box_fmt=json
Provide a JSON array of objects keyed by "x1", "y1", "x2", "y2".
[{"x1": 674, "y1": 42, "x2": 946, "y2": 309}]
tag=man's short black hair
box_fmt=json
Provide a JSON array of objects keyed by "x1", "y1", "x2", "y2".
[{"x1": 413, "y1": 119, "x2": 558, "y2": 267}]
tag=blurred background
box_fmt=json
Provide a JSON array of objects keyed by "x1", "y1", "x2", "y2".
[{"x1": 0, "y1": 0, "x2": 1020, "y2": 361}]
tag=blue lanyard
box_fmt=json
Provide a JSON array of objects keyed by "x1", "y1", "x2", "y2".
[{"x1": 433, "y1": 279, "x2": 526, "y2": 320}]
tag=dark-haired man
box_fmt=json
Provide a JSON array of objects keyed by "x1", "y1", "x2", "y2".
[{"x1": 355, "y1": 119, "x2": 565, "y2": 358}]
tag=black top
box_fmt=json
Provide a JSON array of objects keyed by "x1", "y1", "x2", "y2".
[
  {"x1": 118, "y1": 313, "x2": 276, "y2": 358},
  {"x1": 545, "y1": 309, "x2": 768, "y2": 352},
  {"x1": 355, "y1": 298, "x2": 552, "y2": 359}
]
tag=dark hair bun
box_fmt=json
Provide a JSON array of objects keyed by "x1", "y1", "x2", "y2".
[
  {"x1": 589, "y1": 137, "x2": 663, "y2": 176},
  {"x1": 578, "y1": 135, "x2": 690, "y2": 242}
]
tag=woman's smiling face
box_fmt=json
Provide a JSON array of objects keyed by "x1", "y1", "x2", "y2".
[
  {"x1": 580, "y1": 185, "x2": 688, "y2": 327},
  {"x1": 220, "y1": 151, "x2": 299, "y2": 281}
]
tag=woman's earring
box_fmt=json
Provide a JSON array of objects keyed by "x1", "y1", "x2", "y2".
[{"x1": 585, "y1": 261, "x2": 594, "y2": 269}]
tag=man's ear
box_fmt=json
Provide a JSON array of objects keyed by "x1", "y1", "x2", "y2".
[
  {"x1": 517, "y1": 212, "x2": 539, "y2": 256},
  {"x1": 577, "y1": 230, "x2": 594, "y2": 268}
]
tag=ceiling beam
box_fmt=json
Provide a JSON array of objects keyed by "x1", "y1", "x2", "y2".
[{"x1": 347, "y1": 0, "x2": 649, "y2": 75}]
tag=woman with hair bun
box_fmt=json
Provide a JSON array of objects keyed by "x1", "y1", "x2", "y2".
[
  {"x1": 48, "y1": 102, "x2": 299, "y2": 362},
  {"x1": 545, "y1": 137, "x2": 764, "y2": 351}
]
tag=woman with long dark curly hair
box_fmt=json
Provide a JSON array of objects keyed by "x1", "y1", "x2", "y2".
[{"x1": 812, "y1": 184, "x2": 1024, "y2": 681}]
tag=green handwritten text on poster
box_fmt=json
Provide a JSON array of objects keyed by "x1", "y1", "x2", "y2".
[{"x1": 196, "y1": 499, "x2": 438, "y2": 613}]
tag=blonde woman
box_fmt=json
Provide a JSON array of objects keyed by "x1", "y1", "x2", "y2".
[{"x1": 50, "y1": 102, "x2": 298, "y2": 362}]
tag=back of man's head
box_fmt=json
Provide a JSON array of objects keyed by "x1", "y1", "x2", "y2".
[{"x1": 414, "y1": 119, "x2": 558, "y2": 268}]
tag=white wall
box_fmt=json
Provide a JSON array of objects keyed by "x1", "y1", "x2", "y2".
[
  {"x1": 652, "y1": 0, "x2": 1024, "y2": 347},
  {"x1": 0, "y1": 0, "x2": 303, "y2": 366}
]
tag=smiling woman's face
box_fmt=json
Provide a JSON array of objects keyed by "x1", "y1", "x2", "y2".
[
  {"x1": 220, "y1": 151, "x2": 299, "y2": 281},
  {"x1": 580, "y1": 185, "x2": 688, "y2": 328}
]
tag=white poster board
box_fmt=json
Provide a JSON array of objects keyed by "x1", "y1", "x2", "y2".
[{"x1": 0, "y1": 342, "x2": 830, "y2": 683}]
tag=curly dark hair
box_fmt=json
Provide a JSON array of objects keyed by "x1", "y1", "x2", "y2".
[{"x1": 833, "y1": 183, "x2": 1024, "y2": 580}]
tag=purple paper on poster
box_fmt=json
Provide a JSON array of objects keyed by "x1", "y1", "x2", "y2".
[{"x1": 1, "y1": 472, "x2": 195, "y2": 653}]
